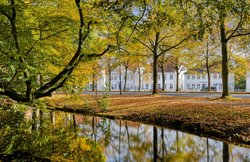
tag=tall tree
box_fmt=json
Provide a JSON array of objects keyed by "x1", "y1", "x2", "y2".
[
  {"x1": 183, "y1": 0, "x2": 250, "y2": 97},
  {"x1": 194, "y1": 35, "x2": 221, "y2": 91},
  {"x1": 134, "y1": 1, "x2": 191, "y2": 94},
  {"x1": 0, "y1": 0, "x2": 142, "y2": 102}
]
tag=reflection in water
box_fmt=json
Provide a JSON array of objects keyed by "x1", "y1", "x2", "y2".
[
  {"x1": 223, "y1": 142, "x2": 229, "y2": 162},
  {"x1": 0, "y1": 107, "x2": 250, "y2": 161}
]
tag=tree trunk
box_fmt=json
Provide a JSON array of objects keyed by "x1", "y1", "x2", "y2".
[
  {"x1": 95, "y1": 76, "x2": 98, "y2": 99},
  {"x1": 152, "y1": 32, "x2": 160, "y2": 94},
  {"x1": 207, "y1": 68, "x2": 211, "y2": 91},
  {"x1": 152, "y1": 55, "x2": 158, "y2": 94},
  {"x1": 108, "y1": 65, "x2": 111, "y2": 91},
  {"x1": 161, "y1": 66, "x2": 165, "y2": 91},
  {"x1": 138, "y1": 68, "x2": 141, "y2": 92},
  {"x1": 124, "y1": 66, "x2": 128, "y2": 91},
  {"x1": 119, "y1": 64, "x2": 122, "y2": 95},
  {"x1": 176, "y1": 71, "x2": 179, "y2": 92},
  {"x1": 92, "y1": 73, "x2": 95, "y2": 92},
  {"x1": 205, "y1": 42, "x2": 211, "y2": 91},
  {"x1": 220, "y1": 10, "x2": 229, "y2": 97}
]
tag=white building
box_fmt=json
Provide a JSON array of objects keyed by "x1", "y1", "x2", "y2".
[
  {"x1": 184, "y1": 72, "x2": 235, "y2": 92},
  {"x1": 86, "y1": 70, "x2": 107, "y2": 91},
  {"x1": 246, "y1": 72, "x2": 250, "y2": 92},
  {"x1": 139, "y1": 67, "x2": 185, "y2": 91},
  {"x1": 86, "y1": 65, "x2": 185, "y2": 91},
  {"x1": 109, "y1": 67, "x2": 136, "y2": 91},
  {"x1": 86, "y1": 67, "x2": 235, "y2": 92}
]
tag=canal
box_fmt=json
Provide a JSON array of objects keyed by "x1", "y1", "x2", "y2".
[{"x1": 0, "y1": 107, "x2": 249, "y2": 161}]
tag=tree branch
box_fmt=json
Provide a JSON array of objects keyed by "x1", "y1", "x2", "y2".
[
  {"x1": 39, "y1": 28, "x2": 69, "y2": 40},
  {"x1": 125, "y1": 0, "x2": 147, "y2": 45},
  {"x1": 228, "y1": 32, "x2": 250, "y2": 39},
  {"x1": 84, "y1": 45, "x2": 111, "y2": 58},
  {"x1": 226, "y1": 11, "x2": 243, "y2": 40},
  {"x1": 135, "y1": 38, "x2": 154, "y2": 52},
  {"x1": 158, "y1": 36, "x2": 190, "y2": 57}
]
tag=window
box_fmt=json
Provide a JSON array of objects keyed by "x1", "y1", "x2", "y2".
[
  {"x1": 213, "y1": 73, "x2": 217, "y2": 79},
  {"x1": 114, "y1": 75, "x2": 117, "y2": 80},
  {"x1": 187, "y1": 84, "x2": 190, "y2": 89},
  {"x1": 187, "y1": 75, "x2": 190, "y2": 79},
  {"x1": 114, "y1": 84, "x2": 117, "y2": 89},
  {"x1": 219, "y1": 84, "x2": 222, "y2": 90},
  {"x1": 192, "y1": 84, "x2": 195, "y2": 89},
  {"x1": 170, "y1": 73, "x2": 174, "y2": 80},
  {"x1": 202, "y1": 84, "x2": 206, "y2": 88},
  {"x1": 192, "y1": 75, "x2": 195, "y2": 79},
  {"x1": 197, "y1": 84, "x2": 200, "y2": 89},
  {"x1": 146, "y1": 84, "x2": 149, "y2": 89},
  {"x1": 170, "y1": 84, "x2": 173, "y2": 90},
  {"x1": 197, "y1": 75, "x2": 200, "y2": 79}
]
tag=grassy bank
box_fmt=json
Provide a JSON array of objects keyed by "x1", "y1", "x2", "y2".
[{"x1": 43, "y1": 94, "x2": 250, "y2": 146}]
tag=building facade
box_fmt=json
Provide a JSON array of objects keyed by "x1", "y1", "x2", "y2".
[
  {"x1": 184, "y1": 72, "x2": 235, "y2": 92},
  {"x1": 109, "y1": 66, "x2": 185, "y2": 91},
  {"x1": 86, "y1": 67, "x2": 235, "y2": 92}
]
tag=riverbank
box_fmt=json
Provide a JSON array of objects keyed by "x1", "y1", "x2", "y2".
[{"x1": 42, "y1": 94, "x2": 250, "y2": 147}]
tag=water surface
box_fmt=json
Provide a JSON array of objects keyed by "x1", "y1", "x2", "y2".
[{"x1": 0, "y1": 107, "x2": 249, "y2": 161}]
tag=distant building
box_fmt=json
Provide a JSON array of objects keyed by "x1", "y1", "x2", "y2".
[
  {"x1": 86, "y1": 66, "x2": 235, "y2": 92},
  {"x1": 184, "y1": 72, "x2": 235, "y2": 92},
  {"x1": 140, "y1": 65, "x2": 185, "y2": 91},
  {"x1": 86, "y1": 64, "x2": 185, "y2": 91}
]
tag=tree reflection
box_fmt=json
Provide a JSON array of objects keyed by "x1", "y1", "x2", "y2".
[
  {"x1": 153, "y1": 126, "x2": 158, "y2": 162},
  {"x1": 1, "y1": 106, "x2": 250, "y2": 161},
  {"x1": 223, "y1": 142, "x2": 229, "y2": 162},
  {"x1": 0, "y1": 106, "x2": 105, "y2": 161}
]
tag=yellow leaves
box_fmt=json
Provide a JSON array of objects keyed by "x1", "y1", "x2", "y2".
[
  {"x1": 70, "y1": 138, "x2": 91, "y2": 152},
  {"x1": 47, "y1": 65, "x2": 60, "y2": 75}
]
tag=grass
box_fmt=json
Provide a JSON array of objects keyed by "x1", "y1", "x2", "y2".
[{"x1": 34, "y1": 94, "x2": 250, "y2": 146}]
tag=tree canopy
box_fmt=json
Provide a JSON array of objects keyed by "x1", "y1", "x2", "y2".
[{"x1": 0, "y1": 0, "x2": 249, "y2": 102}]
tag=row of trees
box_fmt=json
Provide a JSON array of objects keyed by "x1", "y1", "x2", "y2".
[{"x1": 0, "y1": 0, "x2": 249, "y2": 102}]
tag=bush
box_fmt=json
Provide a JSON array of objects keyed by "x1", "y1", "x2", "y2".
[{"x1": 97, "y1": 93, "x2": 109, "y2": 111}]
